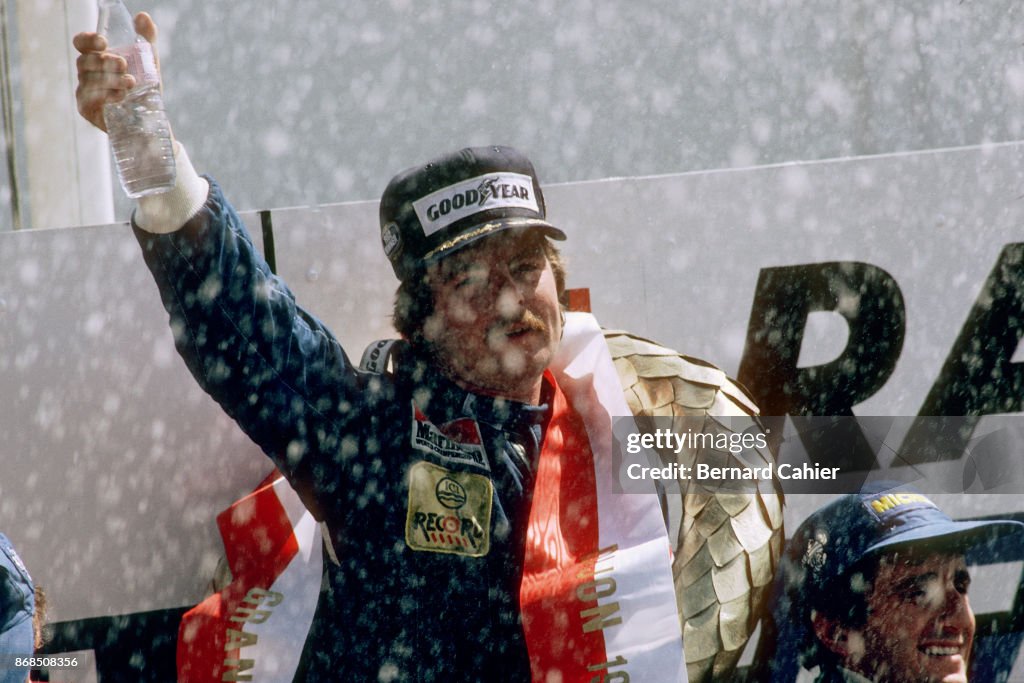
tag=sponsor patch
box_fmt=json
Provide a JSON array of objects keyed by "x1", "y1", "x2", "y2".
[
  {"x1": 381, "y1": 221, "x2": 401, "y2": 256},
  {"x1": 410, "y1": 404, "x2": 490, "y2": 472},
  {"x1": 412, "y1": 172, "x2": 539, "y2": 237},
  {"x1": 405, "y1": 461, "x2": 492, "y2": 556}
]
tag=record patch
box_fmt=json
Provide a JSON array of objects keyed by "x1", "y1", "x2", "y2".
[{"x1": 405, "y1": 460, "x2": 492, "y2": 557}]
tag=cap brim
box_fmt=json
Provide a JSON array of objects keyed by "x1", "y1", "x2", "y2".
[
  {"x1": 864, "y1": 518, "x2": 1024, "y2": 558},
  {"x1": 422, "y1": 217, "x2": 566, "y2": 263}
]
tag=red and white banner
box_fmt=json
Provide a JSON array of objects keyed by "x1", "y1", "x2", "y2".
[{"x1": 176, "y1": 472, "x2": 322, "y2": 682}]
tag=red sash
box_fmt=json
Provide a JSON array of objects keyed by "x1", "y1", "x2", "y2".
[
  {"x1": 520, "y1": 373, "x2": 610, "y2": 681},
  {"x1": 520, "y1": 313, "x2": 686, "y2": 683}
]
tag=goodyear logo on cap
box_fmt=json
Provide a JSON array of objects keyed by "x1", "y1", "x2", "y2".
[
  {"x1": 412, "y1": 172, "x2": 539, "y2": 237},
  {"x1": 865, "y1": 491, "x2": 937, "y2": 520}
]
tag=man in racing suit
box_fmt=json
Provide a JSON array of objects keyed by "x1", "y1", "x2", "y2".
[{"x1": 75, "y1": 13, "x2": 781, "y2": 682}]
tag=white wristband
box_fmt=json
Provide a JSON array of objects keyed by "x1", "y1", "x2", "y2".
[{"x1": 133, "y1": 141, "x2": 210, "y2": 234}]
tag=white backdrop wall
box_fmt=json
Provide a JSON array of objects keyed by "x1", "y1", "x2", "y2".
[{"x1": 6, "y1": 0, "x2": 1024, "y2": 230}]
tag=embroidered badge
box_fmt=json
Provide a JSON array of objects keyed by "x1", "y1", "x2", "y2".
[{"x1": 405, "y1": 460, "x2": 492, "y2": 557}]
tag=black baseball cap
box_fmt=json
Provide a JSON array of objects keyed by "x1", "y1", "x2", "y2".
[{"x1": 378, "y1": 145, "x2": 566, "y2": 282}]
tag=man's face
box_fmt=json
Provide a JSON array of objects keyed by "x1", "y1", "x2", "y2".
[
  {"x1": 421, "y1": 230, "x2": 562, "y2": 404},
  {"x1": 843, "y1": 552, "x2": 975, "y2": 683}
]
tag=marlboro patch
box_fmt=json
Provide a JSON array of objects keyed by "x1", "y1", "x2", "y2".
[
  {"x1": 409, "y1": 404, "x2": 490, "y2": 472},
  {"x1": 405, "y1": 461, "x2": 492, "y2": 557}
]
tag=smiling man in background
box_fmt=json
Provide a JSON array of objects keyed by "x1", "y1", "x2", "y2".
[{"x1": 771, "y1": 486, "x2": 1024, "y2": 683}]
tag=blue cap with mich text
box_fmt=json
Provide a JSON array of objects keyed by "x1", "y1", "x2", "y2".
[{"x1": 791, "y1": 483, "x2": 1024, "y2": 592}]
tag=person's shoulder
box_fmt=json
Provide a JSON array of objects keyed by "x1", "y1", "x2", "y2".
[{"x1": 601, "y1": 328, "x2": 759, "y2": 418}]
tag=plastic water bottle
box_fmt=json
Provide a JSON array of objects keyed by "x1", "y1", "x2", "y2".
[{"x1": 97, "y1": 0, "x2": 175, "y2": 197}]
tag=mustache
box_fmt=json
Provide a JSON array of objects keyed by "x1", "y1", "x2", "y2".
[{"x1": 490, "y1": 310, "x2": 548, "y2": 337}]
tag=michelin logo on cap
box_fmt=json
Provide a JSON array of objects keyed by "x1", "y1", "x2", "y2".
[
  {"x1": 864, "y1": 491, "x2": 936, "y2": 520},
  {"x1": 412, "y1": 172, "x2": 539, "y2": 237}
]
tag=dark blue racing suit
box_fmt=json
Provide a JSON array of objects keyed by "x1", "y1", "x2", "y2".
[{"x1": 134, "y1": 179, "x2": 547, "y2": 681}]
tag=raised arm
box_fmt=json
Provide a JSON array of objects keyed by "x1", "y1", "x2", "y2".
[{"x1": 73, "y1": 14, "x2": 366, "y2": 517}]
